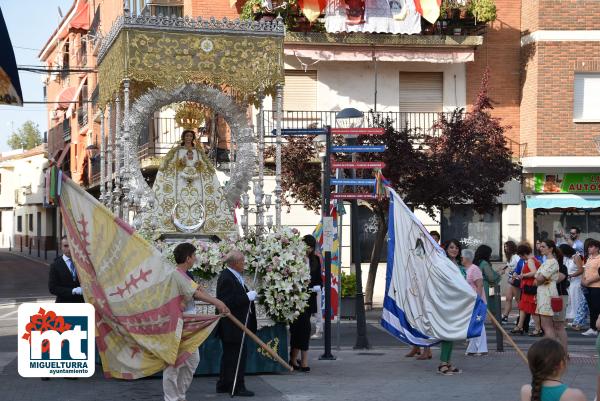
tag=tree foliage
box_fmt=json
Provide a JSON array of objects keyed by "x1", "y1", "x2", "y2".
[{"x1": 7, "y1": 120, "x2": 43, "y2": 150}]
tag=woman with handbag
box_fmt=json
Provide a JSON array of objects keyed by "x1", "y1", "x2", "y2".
[
  {"x1": 535, "y1": 240, "x2": 561, "y2": 341},
  {"x1": 511, "y1": 243, "x2": 542, "y2": 336}
]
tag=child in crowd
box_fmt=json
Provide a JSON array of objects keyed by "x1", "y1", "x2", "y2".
[{"x1": 520, "y1": 338, "x2": 586, "y2": 401}]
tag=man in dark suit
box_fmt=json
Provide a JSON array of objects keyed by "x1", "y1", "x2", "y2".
[
  {"x1": 48, "y1": 236, "x2": 84, "y2": 303},
  {"x1": 216, "y1": 250, "x2": 257, "y2": 397}
]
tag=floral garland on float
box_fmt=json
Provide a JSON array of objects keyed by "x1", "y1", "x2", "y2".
[{"x1": 155, "y1": 227, "x2": 310, "y2": 325}]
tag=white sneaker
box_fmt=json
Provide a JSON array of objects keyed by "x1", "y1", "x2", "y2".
[
  {"x1": 311, "y1": 331, "x2": 322, "y2": 339},
  {"x1": 581, "y1": 328, "x2": 598, "y2": 336}
]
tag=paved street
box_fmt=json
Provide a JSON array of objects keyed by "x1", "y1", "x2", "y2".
[{"x1": 1, "y1": 251, "x2": 599, "y2": 400}]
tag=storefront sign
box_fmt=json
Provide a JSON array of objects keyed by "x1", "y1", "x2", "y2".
[{"x1": 534, "y1": 173, "x2": 600, "y2": 193}]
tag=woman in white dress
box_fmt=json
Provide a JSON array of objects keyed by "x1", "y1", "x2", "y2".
[{"x1": 559, "y1": 244, "x2": 583, "y2": 321}]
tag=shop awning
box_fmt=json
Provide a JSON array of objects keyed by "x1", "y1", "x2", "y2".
[{"x1": 526, "y1": 194, "x2": 600, "y2": 209}]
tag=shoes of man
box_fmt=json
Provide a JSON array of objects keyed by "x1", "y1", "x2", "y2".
[
  {"x1": 233, "y1": 388, "x2": 255, "y2": 397},
  {"x1": 216, "y1": 387, "x2": 230, "y2": 394},
  {"x1": 582, "y1": 328, "x2": 598, "y2": 336}
]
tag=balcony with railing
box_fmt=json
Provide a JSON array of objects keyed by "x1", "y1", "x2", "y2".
[
  {"x1": 77, "y1": 106, "x2": 88, "y2": 128},
  {"x1": 260, "y1": 110, "x2": 527, "y2": 159},
  {"x1": 133, "y1": 111, "x2": 526, "y2": 166},
  {"x1": 62, "y1": 119, "x2": 71, "y2": 142}
]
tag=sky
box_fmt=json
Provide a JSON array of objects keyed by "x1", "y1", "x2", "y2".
[{"x1": 0, "y1": 0, "x2": 73, "y2": 153}]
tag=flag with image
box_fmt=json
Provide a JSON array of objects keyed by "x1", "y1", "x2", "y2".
[{"x1": 381, "y1": 187, "x2": 486, "y2": 346}]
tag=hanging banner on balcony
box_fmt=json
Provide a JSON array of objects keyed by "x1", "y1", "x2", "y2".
[
  {"x1": 331, "y1": 145, "x2": 385, "y2": 153},
  {"x1": 325, "y1": 0, "x2": 421, "y2": 35},
  {"x1": 534, "y1": 173, "x2": 600, "y2": 194},
  {"x1": 299, "y1": 0, "x2": 327, "y2": 22},
  {"x1": 331, "y1": 161, "x2": 386, "y2": 169}
]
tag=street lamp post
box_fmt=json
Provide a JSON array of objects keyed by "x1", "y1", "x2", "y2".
[{"x1": 336, "y1": 108, "x2": 370, "y2": 350}]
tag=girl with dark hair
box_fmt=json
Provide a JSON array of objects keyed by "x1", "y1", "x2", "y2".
[
  {"x1": 511, "y1": 243, "x2": 542, "y2": 336},
  {"x1": 581, "y1": 239, "x2": 600, "y2": 337},
  {"x1": 503, "y1": 240, "x2": 521, "y2": 322},
  {"x1": 435, "y1": 239, "x2": 463, "y2": 375},
  {"x1": 520, "y1": 338, "x2": 585, "y2": 401},
  {"x1": 535, "y1": 240, "x2": 562, "y2": 340},
  {"x1": 474, "y1": 244, "x2": 501, "y2": 313}
]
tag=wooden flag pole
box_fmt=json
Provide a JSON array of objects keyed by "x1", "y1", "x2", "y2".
[
  {"x1": 486, "y1": 311, "x2": 528, "y2": 365},
  {"x1": 223, "y1": 313, "x2": 293, "y2": 372}
]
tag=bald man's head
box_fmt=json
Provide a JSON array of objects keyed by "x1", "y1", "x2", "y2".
[{"x1": 224, "y1": 250, "x2": 245, "y2": 273}]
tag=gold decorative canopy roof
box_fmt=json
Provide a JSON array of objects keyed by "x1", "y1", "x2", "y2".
[{"x1": 97, "y1": 15, "x2": 285, "y2": 107}]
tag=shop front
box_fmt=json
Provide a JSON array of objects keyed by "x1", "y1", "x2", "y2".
[{"x1": 526, "y1": 173, "x2": 600, "y2": 245}]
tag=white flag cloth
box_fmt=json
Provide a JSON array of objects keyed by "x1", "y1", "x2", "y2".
[{"x1": 381, "y1": 188, "x2": 486, "y2": 346}]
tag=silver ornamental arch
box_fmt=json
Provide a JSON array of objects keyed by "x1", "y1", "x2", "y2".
[{"x1": 122, "y1": 83, "x2": 255, "y2": 218}]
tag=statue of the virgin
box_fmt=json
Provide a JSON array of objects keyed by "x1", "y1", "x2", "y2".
[{"x1": 139, "y1": 130, "x2": 237, "y2": 238}]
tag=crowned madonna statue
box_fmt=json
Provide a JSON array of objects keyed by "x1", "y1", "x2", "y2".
[{"x1": 139, "y1": 130, "x2": 237, "y2": 239}]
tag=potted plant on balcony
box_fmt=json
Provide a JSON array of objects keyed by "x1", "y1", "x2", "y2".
[
  {"x1": 467, "y1": 0, "x2": 497, "y2": 24},
  {"x1": 340, "y1": 272, "x2": 357, "y2": 319}
]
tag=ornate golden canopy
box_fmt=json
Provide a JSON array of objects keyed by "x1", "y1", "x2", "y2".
[{"x1": 97, "y1": 15, "x2": 285, "y2": 107}]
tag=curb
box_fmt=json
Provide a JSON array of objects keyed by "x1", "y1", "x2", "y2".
[{"x1": 0, "y1": 250, "x2": 52, "y2": 267}]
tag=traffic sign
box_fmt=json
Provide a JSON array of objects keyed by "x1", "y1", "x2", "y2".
[
  {"x1": 331, "y1": 128, "x2": 384, "y2": 136},
  {"x1": 272, "y1": 128, "x2": 327, "y2": 136},
  {"x1": 331, "y1": 161, "x2": 386, "y2": 169},
  {"x1": 331, "y1": 179, "x2": 376, "y2": 186},
  {"x1": 331, "y1": 193, "x2": 378, "y2": 200},
  {"x1": 330, "y1": 146, "x2": 385, "y2": 153}
]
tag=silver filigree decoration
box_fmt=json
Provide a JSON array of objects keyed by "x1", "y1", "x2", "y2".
[{"x1": 123, "y1": 83, "x2": 255, "y2": 213}]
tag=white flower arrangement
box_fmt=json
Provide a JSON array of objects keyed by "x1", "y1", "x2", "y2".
[{"x1": 156, "y1": 227, "x2": 310, "y2": 324}]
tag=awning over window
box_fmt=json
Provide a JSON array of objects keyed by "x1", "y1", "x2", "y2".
[
  {"x1": 525, "y1": 194, "x2": 600, "y2": 209},
  {"x1": 70, "y1": 1, "x2": 90, "y2": 30},
  {"x1": 284, "y1": 47, "x2": 474, "y2": 63},
  {"x1": 66, "y1": 78, "x2": 87, "y2": 116},
  {"x1": 55, "y1": 86, "x2": 77, "y2": 110}
]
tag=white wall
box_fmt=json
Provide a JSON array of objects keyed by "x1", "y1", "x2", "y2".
[{"x1": 263, "y1": 57, "x2": 467, "y2": 112}]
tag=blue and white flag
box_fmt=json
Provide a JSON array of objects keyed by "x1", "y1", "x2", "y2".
[{"x1": 381, "y1": 188, "x2": 486, "y2": 346}]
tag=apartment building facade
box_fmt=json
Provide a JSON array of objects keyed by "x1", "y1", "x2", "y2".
[{"x1": 520, "y1": 1, "x2": 600, "y2": 247}]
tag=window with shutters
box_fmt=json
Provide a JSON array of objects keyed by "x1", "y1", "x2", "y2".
[
  {"x1": 399, "y1": 72, "x2": 443, "y2": 112},
  {"x1": 574, "y1": 73, "x2": 600, "y2": 122},
  {"x1": 283, "y1": 70, "x2": 318, "y2": 111}
]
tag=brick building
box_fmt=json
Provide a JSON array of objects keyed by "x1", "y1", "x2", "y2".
[{"x1": 520, "y1": 1, "x2": 600, "y2": 246}]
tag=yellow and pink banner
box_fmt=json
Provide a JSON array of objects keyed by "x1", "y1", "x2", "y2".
[{"x1": 58, "y1": 177, "x2": 220, "y2": 379}]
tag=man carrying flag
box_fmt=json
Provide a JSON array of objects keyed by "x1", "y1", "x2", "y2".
[{"x1": 164, "y1": 242, "x2": 229, "y2": 401}]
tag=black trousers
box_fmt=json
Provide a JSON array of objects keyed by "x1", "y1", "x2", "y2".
[
  {"x1": 586, "y1": 287, "x2": 600, "y2": 330},
  {"x1": 217, "y1": 340, "x2": 247, "y2": 392}
]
